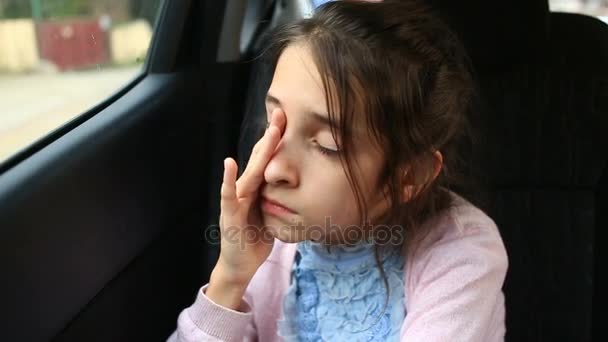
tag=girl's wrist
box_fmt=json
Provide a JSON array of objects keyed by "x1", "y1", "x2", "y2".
[{"x1": 206, "y1": 267, "x2": 249, "y2": 311}]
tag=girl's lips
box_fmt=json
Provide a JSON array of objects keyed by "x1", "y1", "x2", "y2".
[{"x1": 261, "y1": 197, "x2": 296, "y2": 217}]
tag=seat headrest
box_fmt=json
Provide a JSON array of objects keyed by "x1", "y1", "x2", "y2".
[{"x1": 429, "y1": 0, "x2": 550, "y2": 72}]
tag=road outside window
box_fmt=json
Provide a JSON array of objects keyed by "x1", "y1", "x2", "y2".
[{"x1": 0, "y1": 0, "x2": 163, "y2": 164}]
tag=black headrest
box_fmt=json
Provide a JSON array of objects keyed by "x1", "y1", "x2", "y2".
[{"x1": 429, "y1": 0, "x2": 550, "y2": 72}]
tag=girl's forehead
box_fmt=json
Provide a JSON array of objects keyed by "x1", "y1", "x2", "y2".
[
  {"x1": 271, "y1": 44, "x2": 327, "y2": 110},
  {"x1": 274, "y1": 44, "x2": 324, "y2": 91},
  {"x1": 272, "y1": 43, "x2": 383, "y2": 148}
]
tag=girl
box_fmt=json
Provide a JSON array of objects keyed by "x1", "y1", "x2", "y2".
[{"x1": 169, "y1": 0, "x2": 508, "y2": 341}]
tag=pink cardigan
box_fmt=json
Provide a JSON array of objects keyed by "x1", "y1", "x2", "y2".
[{"x1": 168, "y1": 194, "x2": 508, "y2": 341}]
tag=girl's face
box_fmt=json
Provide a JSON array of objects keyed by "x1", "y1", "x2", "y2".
[{"x1": 260, "y1": 43, "x2": 390, "y2": 245}]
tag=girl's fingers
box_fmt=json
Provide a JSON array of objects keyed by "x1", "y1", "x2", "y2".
[
  {"x1": 235, "y1": 107, "x2": 286, "y2": 199},
  {"x1": 220, "y1": 158, "x2": 238, "y2": 214},
  {"x1": 250, "y1": 108, "x2": 285, "y2": 158},
  {"x1": 250, "y1": 108, "x2": 282, "y2": 158},
  {"x1": 236, "y1": 126, "x2": 280, "y2": 197},
  {"x1": 270, "y1": 108, "x2": 286, "y2": 135}
]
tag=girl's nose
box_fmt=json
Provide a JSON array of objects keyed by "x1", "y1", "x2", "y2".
[
  {"x1": 263, "y1": 134, "x2": 299, "y2": 188},
  {"x1": 263, "y1": 108, "x2": 297, "y2": 187}
]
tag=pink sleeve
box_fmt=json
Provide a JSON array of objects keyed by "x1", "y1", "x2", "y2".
[
  {"x1": 167, "y1": 284, "x2": 258, "y2": 342},
  {"x1": 400, "y1": 221, "x2": 508, "y2": 341}
]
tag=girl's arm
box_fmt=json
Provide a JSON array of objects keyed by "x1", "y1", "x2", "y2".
[
  {"x1": 167, "y1": 109, "x2": 287, "y2": 342},
  {"x1": 166, "y1": 283, "x2": 257, "y2": 342},
  {"x1": 400, "y1": 217, "x2": 509, "y2": 341}
]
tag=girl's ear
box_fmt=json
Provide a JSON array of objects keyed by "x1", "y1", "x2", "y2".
[
  {"x1": 401, "y1": 150, "x2": 443, "y2": 203},
  {"x1": 430, "y1": 149, "x2": 443, "y2": 183}
]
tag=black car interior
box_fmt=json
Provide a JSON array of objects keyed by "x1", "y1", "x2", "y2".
[{"x1": 0, "y1": 0, "x2": 604, "y2": 341}]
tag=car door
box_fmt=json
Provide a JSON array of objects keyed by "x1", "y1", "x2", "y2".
[{"x1": 0, "y1": 0, "x2": 263, "y2": 340}]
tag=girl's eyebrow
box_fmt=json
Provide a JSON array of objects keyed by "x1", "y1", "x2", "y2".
[
  {"x1": 309, "y1": 112, "x2": 340, "y2": 133},
  {"x1": 265, "y1": 92, "x2": 340, "y2": 131},
  {"x1": 265, "y1": 93, "x2": 282, "y2": 107}
]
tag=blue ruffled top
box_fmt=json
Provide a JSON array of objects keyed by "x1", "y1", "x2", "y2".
[{"x1": 277, "y1": 239, "x2": 406, "y2": 341}]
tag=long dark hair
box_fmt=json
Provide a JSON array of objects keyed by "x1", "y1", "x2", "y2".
[{"x1": 257, "y1": 0, "x2": 477, "y2": 323}]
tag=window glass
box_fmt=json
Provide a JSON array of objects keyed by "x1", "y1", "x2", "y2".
[
  {"x1": 550, "y1": 0, "x2": 608, "y2": 23},
  {"x1": 0, "y1": 0, "x2": 163, "y2": 163}
]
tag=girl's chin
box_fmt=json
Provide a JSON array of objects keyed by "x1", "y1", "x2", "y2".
[{"x1": 262, "y1": 217, "x2": 312, "y2": 243}]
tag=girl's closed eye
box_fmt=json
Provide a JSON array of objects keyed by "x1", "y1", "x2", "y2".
[
  {"x1": 313, "y1": 140, "x2": 341, "y2": 157},
  {"x1": 314, "y1": 128, "x2": 342, "y2": 157}
]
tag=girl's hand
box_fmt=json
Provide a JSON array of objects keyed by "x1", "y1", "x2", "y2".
[{"x1": 212, "y1": 108, "x2": 286, "y2": 287}]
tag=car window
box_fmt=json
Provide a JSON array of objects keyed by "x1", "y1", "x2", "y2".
[
  {"x1": 550, "y1": 0, "x2": 608, "y2": 23},
  {"x1": 0, "y1": 0, "x2": 163, "y2": 164}
]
